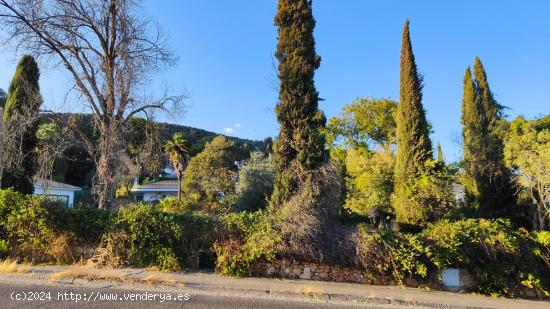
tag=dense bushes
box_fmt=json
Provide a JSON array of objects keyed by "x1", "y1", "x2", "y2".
[
  {"x1": 422, "y1": 219, "x2": 549, "y2": 297},
  {"x1": 93, "y1": 203, "x2": 215, "y2": 271},
  {"x1": 357, "y1": 219, "x2": 550, "y2": 297},
  {"x1": 214, "y1": 211, "x2": 279, "y2": 276},
  {"x1": 0, "y1": 189, "x2": 53, "y2": 262},
  {"x1": 235, "y1": 152, "x2": 275, "y2": 211},
  {"x1": 0, "y1": 189, "x2": 112, "y2": 263},
  {"x1": 0, "y1": 188, "x2": 547, "y2": 298},
  {"x1": 0, "y1": 189, "x2": 217, "y2": 271}
]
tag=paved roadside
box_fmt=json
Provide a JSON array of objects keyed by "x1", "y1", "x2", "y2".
[{"x1": 0, "y1": 265, "x2": 548, "y2": 309}]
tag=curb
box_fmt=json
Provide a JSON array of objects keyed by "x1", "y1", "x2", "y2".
[{"x1": 0, "y1": 269, "x2": 532, "y2": 309}]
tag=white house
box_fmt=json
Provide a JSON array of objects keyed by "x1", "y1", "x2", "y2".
[
  {"x1": 34, "y1": 178, "x2": 81, "y2": 207},
  {"x1": 131, "y1": 180, "x2": 179, "y2": 202}
]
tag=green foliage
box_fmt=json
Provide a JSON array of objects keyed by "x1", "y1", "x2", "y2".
[
  {"x1": 0, "y1": 239, "x2": 8, "y2": 259},
  {"x1": 164, "y1": 132, "x2": 189, "y2": 200},
  {"x1": 344, "y1": 148, "x2": 394, "y2": 219},
  {"x1": 422, "y1": 219, "x2": 550, "y2": 296},
  {"x1": 0, "y1": 189, "x2": 53, "y2": 262},
  {"x1": 393, "y1": 160, "x2": 455, "y2": 227},
  {"x1": 108, "y1": 203, "x2": 215, "y2": 271},
  {"x1": 271, "y1": 0, "x2": 326, "y2": 207},
  {"x1": 436, "y1": 142, "x2": 444, "y2": 164},
  {"x1": 0, "y1": 88, "x2": 7, "y2": 109},
  {"x1": 1, "y1": 55, "x2": 42, "y2": 194},
  {"x1": 460, "y1": 58, "x2": 516, "y2": 219},
  {"x1": 156, "y1": 196, "x2": 192, "y2": 213},
  {"x1": 69, "y1": 204, "x2": 112, "y2": 244},
  {"x1": 214, "y1": 211, "x2": 280, "y2": 276},
  {"x1": 358, "y1": 225, "x2": 431, "y2": 285},
  {"x1": 181, "y1": 136, "x2": 242, "y2": 214},
  {"x1": 235, "y1": 152, "x2": 275, "y2": 211},
  {"x1": 505, "y1": 116, "x2": 550, "y2": 230},
  {"x1": 394, "y1": 21, "x2": 433, "y2": 225},
  {"x1": 326, "y1": 97, "x2": 397, "y2": 150},
  {"x1": 358, "y1": 219, "x2": 550, "y2": 296}
]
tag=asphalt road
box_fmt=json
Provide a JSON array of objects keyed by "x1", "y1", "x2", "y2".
[{"x1": 0, "y1": 282, "x2": 401, "y2": 309}]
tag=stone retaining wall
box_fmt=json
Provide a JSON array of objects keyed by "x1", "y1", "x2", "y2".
[
  {"x1": 252, "y1": 258, "x2": 542, "y2": 298},
  {"x1": 253, "y1": 259, "x2": 401, "y2": 286}
]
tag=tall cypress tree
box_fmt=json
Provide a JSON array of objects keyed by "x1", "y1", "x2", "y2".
[
  {"x1": 461, "y1": 67, "x2": 486, "y2": 208},
  {"x1": 270, "y1": 0, "x2": 326, "y2": 207},
  {"x1": 394, "y1": 21, "x2": 433, "y2": 224},
  {"x1": 472, "y1": 57, "x2": 515, "y2": 217},
  {"x1": 473, "y1": 57, "x2": 502, "y2": 132},
  {"x1": 436, "y1": 141, "x2": 444, "y2": 164},
  {"x1": 395, "y1": 21, "x2": 432, "y2": 180},
  {"x1": 1, "y1": 55, "x2": 41, "y2": 194}
]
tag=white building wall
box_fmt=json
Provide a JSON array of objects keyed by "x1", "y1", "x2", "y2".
[{"x1": 33, "y1": 186, "x2": 77, "y2": 207}]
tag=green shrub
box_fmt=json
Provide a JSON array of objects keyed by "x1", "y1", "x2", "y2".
[
  {"x1": 0, "y1": 239, "x2": 9, "y2": 259},
  {"x1": 357, "y1": 225, "x2": 432, "y2": 285},
  {"x1": 357, "y1": 219, "x2": 550, "y2": 297},
  {"x1": 102, "y1": 203, "x2": 215, "y2": 271},
  {"x1": 109, "y1": 203, "x2": 183, "y2": 271},
  {"x1": 69, "y1": 203, "x2": 112, "y2": 244},
  {"x1": 157, "y1": 196, "x2": 193, "y2": 213},
  {"x1": 422, "y1": 219, "x2": 549, "y2": 297},
  {"x1": 235, "y1": 152, "x2": 275, "y2": 211},
  {"x1": 214, "y1": 211, "x2": 280, "y2": 276},
  {"x1": 0, "y1": 190, "x2": 54, "y2": 262}
]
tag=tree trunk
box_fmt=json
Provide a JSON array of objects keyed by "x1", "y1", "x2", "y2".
[
  {"x1": 533, "y1": 207, "x2": 540, "y2": 231},
  {"x1": 177, "y1": 175, "x2": 182, "y2": 201},
  {"x1": 95, "y1": 123, "x2": 119, "y2": 210},
  {"x1": 539, "y1": 207, "x2": 548, "y2": 231}
]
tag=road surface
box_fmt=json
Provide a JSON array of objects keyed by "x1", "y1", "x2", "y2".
[{"x1": 0, "y1": 282, "x2": 409, "y2": 309}]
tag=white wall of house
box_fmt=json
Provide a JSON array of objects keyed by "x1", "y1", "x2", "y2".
[{"x1": 33, "y1": 186, "x2": 78, "y2": 207}]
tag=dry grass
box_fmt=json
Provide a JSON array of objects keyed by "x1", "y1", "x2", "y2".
[
  {"x1": 87, "y1": 232, "x2": 129, "y2": 268},
  {"x1": 140, "y1": 273, "x2": 176, "y2": 286},
  {"x1": 49, "y1": 265, "x2": 179, "y2": 286},
  {"x1": 49, "y1": 265, "x2": 126, "y2": 283},
  {"x1": 0, "y1": 259, "x2": 30, "y2": 273},
  {"x1": 295, "y1": 284, "x2": 324, "y2": 296},
  {"x1": 47, "y1": 233, "x2": 75, "y2": 264}
]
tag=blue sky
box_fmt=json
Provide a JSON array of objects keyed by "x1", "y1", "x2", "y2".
[{"x1": 0, "y1": 0, "x2": 549, "y2": 162}]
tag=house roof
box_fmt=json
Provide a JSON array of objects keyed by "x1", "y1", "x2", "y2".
[
  {"x1": 131, "y1": 180, "x2": 179, "y2": 192},
  {"x1": 34, "y1": 178, "x2": 81, "y2": 191}
]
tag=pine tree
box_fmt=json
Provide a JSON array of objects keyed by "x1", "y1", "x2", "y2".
[
  {"x1": 270, "y1": 0, "x2": 326, "y2": 207},
  {"x1": 1, "y1": 55, "x2": 41, "y2": 194},
  {"x1": 461, "y1": 67, "x2": 486, "y2": 208},
  {"x1": 393, "y1": 20, "x2": 433, "y2": 225}
]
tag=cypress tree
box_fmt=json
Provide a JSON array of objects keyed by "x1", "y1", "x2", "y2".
[
  {"x1": 395, "y1": 20, "x2": 432, "y2": 180},
  {"x1": 270, "y1": 0, "x2": 326, "y2": 207},
  {"x1": 394, "y1": 20, "x2": 433, "y2": 225},
  {"x1": 473, "y1": 57, "x2": 502, "y2": 132},
  {"x1": 436, "y1": 141, "x2": 444, "y2": 164},
  {"x1": 472, "y1": 57, "x2": 515, "y2": 217},
  {"x1": 1, "y1": 55, "x2": 41, "y2": 194},
  {"x1": 461, "y1": 67, "x2": 485, "y2": 208}
]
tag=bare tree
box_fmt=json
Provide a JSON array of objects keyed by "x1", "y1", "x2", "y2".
[{"x1": 0, "y1": 0, "x2": 184, "y2": 208}]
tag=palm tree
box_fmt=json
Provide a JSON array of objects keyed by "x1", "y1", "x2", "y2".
[{"x1": 164, "y1": 132, "x2": 189, "y2": 200}]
